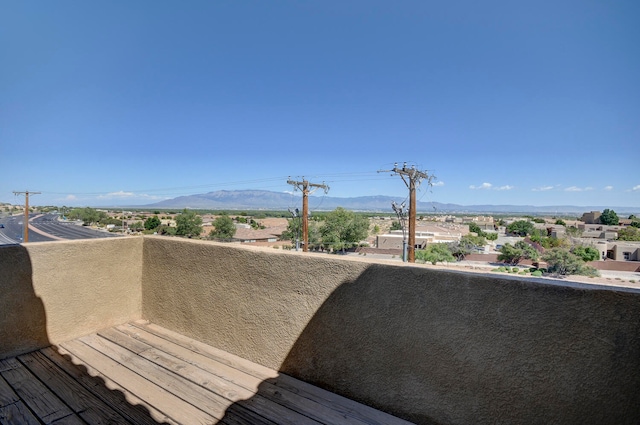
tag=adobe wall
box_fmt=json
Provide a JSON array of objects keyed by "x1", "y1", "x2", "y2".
[
  {"x1": 589, "y1": 259, "x2": 640, "y2": 272},
  {"x1": 142, "y1": 237, "x2": 640, "y2": 425},
  {"x1": 0, "y1": 238, "x2": 143, "y2": 359}
]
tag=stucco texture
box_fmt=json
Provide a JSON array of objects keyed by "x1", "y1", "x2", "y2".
[
  {"x1": 3, "y1": 236, "x2": 639, "y2": 424},
  {"x1": 0, "y1": 238, "x2": 143, "y2": 358},
  {"x1": 142, "y1": 237, "x2": 640, "y2": 425}
]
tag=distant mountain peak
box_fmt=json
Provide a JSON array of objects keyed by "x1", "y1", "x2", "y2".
[{"x1": 143, "y1": 189, "x2": 638, "y2": 214}]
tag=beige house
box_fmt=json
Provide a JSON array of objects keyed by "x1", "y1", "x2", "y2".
[
  {"x1": 581, "y1": 211, "x2": 602, "y2": 224},
  {"x1": 608, "y1": 243, "x2": 640, "y2": 261},
  {"x1": 377, "y1": 224, "x2": 468, "y2": 249},
  {"x1": 587, "y1": 240, "x2": 640, "y2": 262}
]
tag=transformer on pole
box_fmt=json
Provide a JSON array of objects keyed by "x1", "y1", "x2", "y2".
[
  {"x1": 286, "y1": 177, "x2": 329, "y2": 252},
  {"x1": 379, "y1": 163, "x2": 435, "y2": 263}
]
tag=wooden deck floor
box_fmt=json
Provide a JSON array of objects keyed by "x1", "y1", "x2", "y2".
[{"x1": 0, "y1": 321, "x2": 412, "y2": 425}]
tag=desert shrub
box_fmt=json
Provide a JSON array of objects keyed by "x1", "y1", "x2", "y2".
[{"x1": 542, "y1": 248, "x2": 600, "y2": 277}]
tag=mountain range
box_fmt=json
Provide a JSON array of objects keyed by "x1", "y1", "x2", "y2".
[{"x1": 143, "y1": 190, "x2": 639, "y2": 215}]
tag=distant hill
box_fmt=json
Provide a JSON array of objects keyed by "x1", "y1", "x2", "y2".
[{"x1": 142, "y1": 190, "x2": 639, "y2": 215}]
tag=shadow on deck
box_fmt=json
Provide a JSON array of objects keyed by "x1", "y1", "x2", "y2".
[{"x1": 1, "y1": 321, "x2": 410, "y2": 424}]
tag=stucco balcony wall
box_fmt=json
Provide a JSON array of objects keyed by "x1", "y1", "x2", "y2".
[
  {"x1": 142, "y1": 237, "x2": 640, "y2": 425},
  {"x1": 0, "y1": 238, "x2": 143, "y2": 359},
  {"x1": 1, "y1": 236, "x2": 639, "y2": 424}
]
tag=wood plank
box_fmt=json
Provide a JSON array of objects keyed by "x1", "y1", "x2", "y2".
[
  {"x1": 219, "y1": 404, "x2": 278, "y2": 425},
  {"x1": 59, "y1": 338, "x2": 217, "y2": 425},
  {"x1": 41, "y1": 347, "x2": 173, "y2": 425},
  {"x1": 130, "y1": 321, "x2": 412, "y2": 425},
  {"x1": 118, "y1": 325, "x2": 375, "y2": 425},
  {"x1": 79, "y1": 333, "x2": 235, "y2": 419},
  {"x1": 18, "y1": 351, "x2": 132, "y2": 425},
  {"x1": 86, "y1": 332, "x2": 297, "y2": 425},
  {"x1": 0, "y1": 400, "x2": 41, "y2": 425},
  {"x1": 98, "y1": 328, "x2": 278, "y2": 425},
  {"x1": 0, "y1": 375, "x2": 19, "y2": 408},
  {"x1": 115, "y1": 325, "x2": 268, "y2": 391},
  {"x1": 0, "y1": 357, "x2": 73, "y2": 424},
  {"x1": 101, "y1": 327, "x2": 321, "y2": 425},
  {"x1": 49, "y1": 413, "x2": 86, "y2": 424},
  {"x1": 130, "y1": 320, "x2": 279, "y2": 379},
  {"x1": 261, "y1": 375, "x2": 415, "y2": 425}
]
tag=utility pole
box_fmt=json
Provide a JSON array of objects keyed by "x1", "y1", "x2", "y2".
[
  {"x1": 392, "y1": 201, "x2": 408, "y2": 262},
  {"x1": 379, "y1": 163, "x2": 434, "y2": 263},
  {"x1": 288, "y1": 208, "x2": 301, "y2": 251},
  {"x1": 13, "y1": 190, "x2": 41, "y2": 243},
  {"x1": 287, "y1": 177, "x2": 329, "y2": 252}
]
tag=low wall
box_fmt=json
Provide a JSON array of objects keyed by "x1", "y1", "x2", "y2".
[
  {"x1": 142, "y1": 237, "x2": 640, "y2": 425},
  {"x1": 589, "y1": 260, "x2": 640, "y2": 272},
  {"x1": 0, "y1": 238, "x2": 143, "y2": 359}
]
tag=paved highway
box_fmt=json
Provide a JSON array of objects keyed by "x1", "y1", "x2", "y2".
[
  {"x1": 0, "y1": 213, "x2": 121, "y2": 245},
  {"x1": 0, "y1": 214, "x2": 52, "y2": 243}
]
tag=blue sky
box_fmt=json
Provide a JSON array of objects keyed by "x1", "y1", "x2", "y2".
[{"x1": 1, "y1": 1, "x2": 639, "y2": 208}]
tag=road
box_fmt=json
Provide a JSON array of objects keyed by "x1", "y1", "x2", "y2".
[{"x1": 0, "y1": 213, "x2": 121, "y2": 245}]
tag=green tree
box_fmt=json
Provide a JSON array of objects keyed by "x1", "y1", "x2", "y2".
[
  {"x1": 506, "y1": 220, "x2": 534, "y2": 236},
  {"x1": 466, "y1": 222, "x2": 499, "y2": 241},
  {"x1": 566, "y1": 225, "x2": 583, "y2": 238},
  {"x1": 599, "y1": 209, "x2": 619, "y2": 225},
  {"x1": 144, "y1": 215, "x2": 161, "y2": 231},
  {"x1": 156, "y1": 225, "x2": 177, "y2": 236},
  {"x1": 281, "y1": 218, "x2": 320, "y2": 248},
  {"x1": 468, "y1": 222, "x2": 482, "y2": 234},
  {"x1": 571, "y1": 246, "x2": 600, "y2": 262},
  {"x1": 617, "y1": 226, "x2": 640, "y2": 241},
  {"x1": 416, "y1": 243, "x2": 456, "y2": 265},
  {"x1": 129, "y1": 221, "x2": 144, "y2": 232},
  {"x1": 498, "y1": 241, "x2": 539, "y2": 265},
  {"x1": 530, "y1": 229, "x2": 566, "y2": 249},
  {"x1": 555, "y1": 219, "x2": 566, "y2": 226},
  {"x1": 249, "y1": 219, "x2": 264, "y2": 230},
  {"x1": 448, "y1": 234, "x2": 486, "y2": 261},
  {"x1": 390, "y1": 220, "x2": 402, "y2": 231},
  {"x1": 67, "y1": 207, "x2": 107, "y2": 226},
  {"x1": 320, "y1": 208, "x2": 369, "y2": 251},
  {"x1": 485, "y1": 232, "x2": 498, "y2": 241},
  {"x1": 281, "y1": 218, "x2": 301, "y2": 245},
  {"x1": 542, "y1": 248, "x2": 599, "y2": 277},
  {"x1": 175, "y1": 209, "x2": 203, "y2": 237},
  {"x1": 511, "y1": 220, "x2": 534, "y2": 236},
  {"x1": 209, "y1": 214, "x2": 236, "y2": 239}
]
